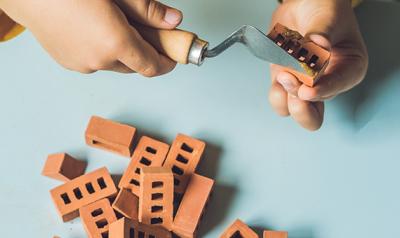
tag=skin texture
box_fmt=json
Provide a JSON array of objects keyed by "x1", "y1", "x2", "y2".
[
  {"x1": 0, "y1": 0, "x2": 183, "y2": 76},
  {"x1": 269, "y1": 0, "x2": 368, "y2": 131}
]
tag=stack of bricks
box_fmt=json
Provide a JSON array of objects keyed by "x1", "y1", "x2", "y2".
[{"x1": 43, "y1": 115, "x2": 215, "y2": 238}]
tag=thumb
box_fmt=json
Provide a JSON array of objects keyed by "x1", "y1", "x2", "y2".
[{"x1": 115, "y1": 0, "x2": 182, "y2": 29}]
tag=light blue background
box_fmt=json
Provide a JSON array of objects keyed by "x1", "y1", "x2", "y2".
[{"x1": 1, "y1": 0, "x2": 399, "y2": 237}]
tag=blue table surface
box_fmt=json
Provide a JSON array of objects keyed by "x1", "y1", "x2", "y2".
[{"x1": 1, "y1": 0, "x2": 399, "y2": 237}]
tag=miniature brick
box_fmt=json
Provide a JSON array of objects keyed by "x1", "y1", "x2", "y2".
[
  {"x1": 173, "y1": 174, "x2": 214, "y2": 238},
  {"x1": 139, "y1": 167, "x2": 174, "y2": 231},
  {"x1": 42, "y1": 153, "x2": 87, "y2": 182},
  {"x1": 220, "y1": 219, "x2": 258, "y2": 238},
  {"x1": 163, "y1": 134, "x2": 206, "y2": 194},
  {"x1": 85, "y1": 116, "x2": 136, "y2": 157},
  {"x1": 119, "y1": 136, "x2": 169, "y2": 196},
  {"x1": 263, "y1": 230, "x2": 288, "y2": 238},
  {"x1": 109, "y1": 217, "x2": 172, "y2": 238},
  {"x1": 267, "y1": 23, "x2": 330, "y2": 87},
  {"x1": 112, "y1": 188, "x2": 139, "y2": 220},
  {"x1": 79, "y1": 198, "x2": 117, "y2": 238},
  {"x1": 50, "y1": 167, "x2": 117, "y2": 222}
]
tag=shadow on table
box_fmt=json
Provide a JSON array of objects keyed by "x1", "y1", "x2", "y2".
[{"x1": 334, "y1": 1, "x2": 400, "y2": 130}]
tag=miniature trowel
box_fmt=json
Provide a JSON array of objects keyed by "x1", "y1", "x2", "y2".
[{"x1": 138, "y1": 23, "x2": 330, "y2": 87}]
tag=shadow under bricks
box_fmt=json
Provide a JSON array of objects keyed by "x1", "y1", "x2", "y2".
[{"x1": 334, "y1": 1, "x2": 400, "y2": 130}]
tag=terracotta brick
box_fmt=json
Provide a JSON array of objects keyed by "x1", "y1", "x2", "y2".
[
  {"x1": 50, "y1": 167, "x2": 117, "y2": 222},
  {"x1": 42, "y1": 153, "x2": 86, "y2": 182},
  {"x1": 79, "y1": 198, "x2": 117, "y2": 238},
  {"x1": 139, "y1": 167, "x2": 174, "y2": 231},
  {"x1": 85, "y1": 116, "x2": 136, "y2": 157},
  {"x1": 220, "y1": 219, "x2": 258, "y2": 238},
  {"x1": 112, "y1": 188, "x2": 139, "y2": 220},
  {"x1": 119, "y1": 136, "x2": 169, "y2": 196},
  {"x1": 267, "y1": 23, "x2": 330, "y2": 87},
  {"x1": 109, "y1": 217, "x2": 172, "y2": 238},
  {"x1": 263, "y1": 230, "x2": 288, "y2": 238},
  {"x1": 163, "y1": 134, "x2": 206, "y2": 194},
  {"x1": 173, "y1": 174, "x2": 214, "y2": 238}
]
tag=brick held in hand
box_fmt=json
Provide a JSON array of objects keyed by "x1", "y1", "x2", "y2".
[
  {"x1": 267, "y1": 23, "x2": 331, "y2": 87},
  {"x1": 119, "y1": 136, "x2": 169, "y2": 196},
  {"x1": 163, "y1": 134, "x2": 206, "y2": 194},
  {"x1": 85, "y1": 116, "x2": 136, "y2": 157},
  {"x1": 42, "y1": 153, "x2": 86, "y2": 182},
  {"x1": 173, "y1": 173, "x2": 214, "y2": 238},
  {"x1": 220, "y1": 219, "x2": 258, "y2": 238},
  {"x1": 139, "y1": 167, "x2": 174, "y2": 231},
  {"x1": 109, "y1": 217, "x2": 172, "y2": 238},
  {"x1": 50, "y1": 167, "x2": 117, "y2": 222},
  {"x1": 263, "y1": 230, "x2": 288, "y2": 238},
  {"x1": 112, "y1": 188, "x2": 139, "y2": 220},
  {"x1": 79, "y1": 198, "x2": 117, "y2": 238}
]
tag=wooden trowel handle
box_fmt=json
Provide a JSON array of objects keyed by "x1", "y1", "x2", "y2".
[{"x1": 136, "y1": 25, "x2": 208, "y2": 65}]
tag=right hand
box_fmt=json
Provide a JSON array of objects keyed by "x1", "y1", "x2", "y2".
[{"x1": 0, "y1": 0, "x2": 183, "y2": 76}]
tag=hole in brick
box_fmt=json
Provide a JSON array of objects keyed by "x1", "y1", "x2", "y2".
[
  {"x1": 275, "y1": 34, "x2": 284, "y2": 46},
  {"x1": 181, "y1": 143, "x2": 194, "y2": 153},
  {"x1": 151, "y1": 217, "x2": 163, "y2": 224},
  {"x1": 176, "y1": 154, "x2": 189, "y2": 164},
  {"x1": 129, "y1": 228, "x2": 135, "y2": 238},
  {"x1": 174, "y1": 178, "x2": 180, "y2": 186},
  {"x1": 145, "y1": 146, "x2": 157, "y2": 154},
  {"x1": 285, "y1": 40, "x2": 294, "y2": 54},
  {"x1": 86, "y1": 182, "x2": 95, "y2": 194},
  {"x1": 308, "y1": 55, "x2": 319, "y2": 68},
  {"x1": 101, "y1": 231, "x2": 109, "y2": 238},
  {"x1": 140, "y1": 157, "x2": 151, "y2": 166},
  {"x1": 231, "y1": 231, "x2": 244, "y2": 238},
  {"x1": 135, "y1": 168, "x2": 141, "y2": 175},
  {"x1": 91, "y1": 208, "x2": 103, "y2": 217},
  {"x1": 73, "y1": 188, "x2": 83, "y2": 199},
  {"x1": 151, "y1": 205, "x2": 163, "y2": 213},
  {"x1": 152, "y1": 193, "x2": 163, "y2": 200},
  {"x1": 130, "y1": 179, "x2": 140, "y2": 186},
  {"x1": 297, "y1": 48, "x2": 308, "y2": 61},
  {"x1": 60, "y1": 193, "x2": 71, "y2": 204},
  {"x1": 96, "y1": 219, "x2": 108, "y2": 229},
  {"x1": 152, "y1": 181, "x2": 163, "y2": 188},
  {"x1": 172, "y1": 165, "x2": 184, "y2": 175},
  {"x1": 149, "y1": 236, "x2": 155, "y2": 238},
  {"x1": 138, "y1": 231, "x2": 145, "y2": 238},
  {"x1": 97, "y1": 177, "x2": 107, "y2": 189}
]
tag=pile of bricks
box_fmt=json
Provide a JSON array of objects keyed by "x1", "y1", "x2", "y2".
[{"x1": 42, "y1": 115, "x2": 288, "y2": 238}]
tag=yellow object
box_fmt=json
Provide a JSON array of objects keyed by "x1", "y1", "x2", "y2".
[
  {"x1": 352, "y1": 0, "x2": 363, "y2": 7},
  {"x1": 0, "y1": 9, "x2": 25, "y2": 42}
]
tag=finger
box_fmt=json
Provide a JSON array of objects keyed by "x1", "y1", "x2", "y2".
[
  {"x1": 119, "y1": 26, "x2": 176, "y2": 77},
  {"x1": 287, "y1": 95, "x2": 324, "y2": 131},
  {"x1": 115, "y1": 0, "x2": 182, "y2": 29},
  {"x1": 269, "y1": 81, "x2": 290, "y2": 117},
  {"x1": 104, "y1": 61, "x2": 135, "y2": 73},
  {"x1": 275, "y1": 70, "x2": 302, "y2": 96}
]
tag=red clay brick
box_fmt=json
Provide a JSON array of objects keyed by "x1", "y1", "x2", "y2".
[
  {"x1": 79, "y1": 198, "x2": 117, "y2": 238},
  {"x1": 85, "y1": 116, "x2": 136, "y2": 157},
  {"x1": 173, "y1": 174, "x2": 214, "y2": 238},
  {"x1": 109, "y1": 217, "x2": 172, "y2": 238},
  {"x1": 163, "y1": 134, "x2": 205, "y2": 194},
  {"x1": 112, "y1": 188, "x2": 139, "y2": 220},
  {"x1": 220, "y1": 219, "x2": 258, "y2": 238},
  {"x1": 139, "y1": 167, "x2": 174, "y2": 231},
  {"x1": 42, "y1": 153, "x2": 86, "y2": 182},
  {"x1": 263, "y1": 230, "x2": 288, "y2": 238},
  {"x1": 119, "y1": 136, "x2": 169, "y2": 196},
  {"x1": 267, "y1": 23, "x2": 330, "y2": 87},
  {"x1": 50, "y1": 167, "x2": 117, "y2": 222}
]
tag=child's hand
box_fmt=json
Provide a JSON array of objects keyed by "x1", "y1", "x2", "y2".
[
  {"x1": 268, "y1": 0, "x2": 368, "y2": 130},
  {"x1": 0, "y1": 0, "x2": 183, "y2": 76}
]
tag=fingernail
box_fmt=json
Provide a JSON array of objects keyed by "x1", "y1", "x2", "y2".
[
  {"x1": 164, "y1": 9, "x2": 182, "y2": 25},
  {"x1": 276, "y1": 74, "x2": 295, "y2": 91}
]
